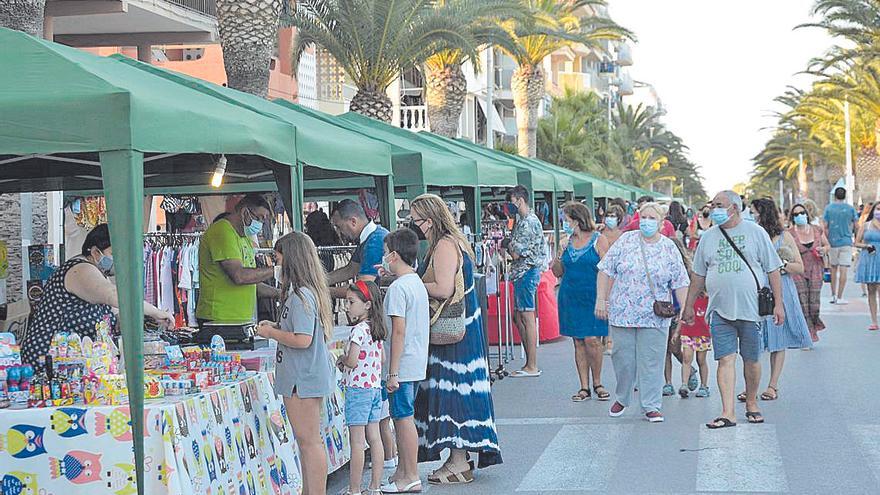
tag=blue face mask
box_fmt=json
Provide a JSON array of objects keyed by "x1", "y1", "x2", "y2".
[
  {"x1": 710, "y1": 207, "x2": 730, "y2": 225},
  {"x1": 742, "y1": 209, "x2": 755, "y2": 222},
  {"x1": 794, "y1": 213, "x2": 808, "y2": 226},
  {"x1": 563, "y1": 222, "x2": 574, "y2": 236},
  {"x1": 507, "y1": 201, "x2": 519, "y2": 216},
  {"x1": 245, "y1": 219, "x2": 263, "y2": 237},
  {"x1": 640, "y1": 218, "x2": 659, "y2": 237},
  {"x1": 604, "y1": 217, "x2": 619, "y2": 229},
  {"x1": 96, "y1": 251, "x2": 114, "y2": 274},
  {"x1": 381, "y1": 253, "x2": 393, "y2": 274}
]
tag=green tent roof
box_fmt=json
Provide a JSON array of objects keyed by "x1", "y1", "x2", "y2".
[
  {"x1": 417, "y1": 134, "x2": 569, "y2": 193},
  {"x1": 111, "y1": 54, "x2": 393, "y2": 178},
  {"x1": 0, "y1": 28, "x2": 294, "y2": 166},
  {"x1": 333, "y1": 112, "x2": 519, "y2": 188}
]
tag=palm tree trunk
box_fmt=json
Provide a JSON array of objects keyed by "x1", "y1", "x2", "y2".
[
  {"x1": 1, "y1": 1, "x2": 48, "y2": 303},
  {"x1": 425, "y1": 63, "x2": 466, "y2": 138},
  {"x1": 215, "y1": 0, "x2": 283, "y2": 97},
  {"x1": 350, "y1": 88, "x2": 393, "y2": 123},
  {"x1": 512, "y1": 64, "x2": 545, "y2": 158},
  {"x1": 855, "y1": 145, "x2": 880, "y2": 203},
  {"x1": 0, "y1": 0, "x2": 45, "y2": 37}
]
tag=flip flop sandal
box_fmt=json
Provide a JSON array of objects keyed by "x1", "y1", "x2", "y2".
[
  {"x1": 760, "y1": 386, "x2": 778, "y2": 401},
  {"x1": 746, "y1": 411, "x2": 765, "y2": 424},
  {"x1": 737, "y1": 391, "x2": 747, "y2": 402},
  {"x1": 510, "y1": 369, "x2": 542, "y2": 378},
  {"x1": 706, "y1": 417, "x2": 737, "y2": 429},
  {"x1": 428, "y1": 465, "x2": 474, "y2": 485},
  {"x1": 380, "y1": 479, "x2": 423, "y2": 493},
  {"x1": 571, "y1": 388, "x2": 591, "y2": 402},
  {"x1": 593, "y1": 385, "x2": 611, "y2": 401}
]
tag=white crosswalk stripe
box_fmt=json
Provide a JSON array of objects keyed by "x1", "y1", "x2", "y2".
[
  {"x1": 849, "y1": 425, "x2": 880, "y2": 485},
  {"x1": 516, "y1": 424, "x2": 632, "y2": 492},
  {"x1": 696, "y1": 425, "x2": 788, "y2": 492}
]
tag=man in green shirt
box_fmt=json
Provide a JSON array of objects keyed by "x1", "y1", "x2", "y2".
[{"x1": 196, "y1": 194, "x2": 279, "y2": 323}]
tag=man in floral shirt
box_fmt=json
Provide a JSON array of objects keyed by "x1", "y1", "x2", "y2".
[{"x1": 505, "y1": 185, "x2": 546, "y2": 377}]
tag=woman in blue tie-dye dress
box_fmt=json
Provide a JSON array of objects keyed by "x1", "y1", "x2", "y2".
[{"x1": 408, "y1": 194, "x2": 502, "y2": 486}]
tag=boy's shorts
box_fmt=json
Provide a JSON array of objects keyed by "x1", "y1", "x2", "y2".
[{"x1": 388, "y1": 381, "x2": 418, "y2": 419}]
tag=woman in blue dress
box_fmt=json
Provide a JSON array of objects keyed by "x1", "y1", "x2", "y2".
[
  {"x1": 856, "y1": 202, "x2": 880, "y2": 330},
  {"x1": 748, "y1": 199, "x2": 812, "y2": 403},
  {"x1": 408, "y1": 194, "x2": 501, "y2": 486},
  {"x1": 552, "y1": 202, "x2": 610, "y2": 402}
]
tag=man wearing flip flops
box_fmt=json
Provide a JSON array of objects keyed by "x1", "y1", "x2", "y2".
[
  {"x1": 504, "y1": 185, "x2": 546, "y2": 378},
  {"x1": 682, "y1": 190, "x2": 785, "y2": 429}
]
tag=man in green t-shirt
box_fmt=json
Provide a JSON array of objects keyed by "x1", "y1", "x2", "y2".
[{"x1": 196, "y1": 194, "x2": 279, "y2": 322}]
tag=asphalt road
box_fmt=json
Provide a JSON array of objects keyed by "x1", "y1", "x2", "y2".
[{"x1": 328, "y1": 273, "x2": 880, "y2": 494}]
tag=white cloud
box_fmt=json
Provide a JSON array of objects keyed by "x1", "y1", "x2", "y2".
[{"x1": 610, "y1": 0, "x2": 835, "y2": 195}]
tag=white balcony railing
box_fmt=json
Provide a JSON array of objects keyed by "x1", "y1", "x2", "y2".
[{"x1": 399, "y1": 105, "x2": 429, "y2": 132}]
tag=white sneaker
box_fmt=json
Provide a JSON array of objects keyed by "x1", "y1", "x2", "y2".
[
  {"x1": 831, "y1": 297, "x2": 838, "y2": 304},
  {"x1": 837, "y1": 298, "x2": 849, "y2": 305},
  {"x1": 384, "y1": 457, "x2": 398, "y2": 469}
]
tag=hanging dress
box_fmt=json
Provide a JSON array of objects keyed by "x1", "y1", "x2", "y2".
[
  {"x1": 21, "y1": 258, "x2": 117, "y2": 370},
  {"x1": 791, "y1": 226, "x2": 826, "y2": 342},
  {"x1": 415, "y1": 245, "x2": 502, "y2": 468},
  {"x1": 558, "y1": 232, "x2": 607, "y2": 338},
  {"x1": 763, "y1": 237, "x2": 813, "y2": 351},
  {"x1": 856, "y1": 226, "x2": 880, "y2": 283}
]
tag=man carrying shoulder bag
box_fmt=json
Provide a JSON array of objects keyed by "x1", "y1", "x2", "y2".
[{"x1": 682, "y1": 190, "x2": 784, "y2": 430}]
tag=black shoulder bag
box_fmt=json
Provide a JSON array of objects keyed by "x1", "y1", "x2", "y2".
[{"x1": 719, "y1": 228, "x2": 775, "y2": 317}]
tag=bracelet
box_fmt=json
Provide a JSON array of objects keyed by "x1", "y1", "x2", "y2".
[{"x1": 387, "y1": 373, "x2": 399, "y2": 378}]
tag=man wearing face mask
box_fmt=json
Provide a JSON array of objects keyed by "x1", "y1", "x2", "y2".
[
  {"x1": 328, "y1": 199, "x2": 390, "y2": 298},
  {"x1": 683, "y1": 190, "x2": 784, "y2": 429},
  {"x1": 503, "y1": 185, "x2": 545, "y2": 377},
  {"x1": 197, "y1": 194, "x2": 279, "y2": 324},
  {"x1": 21, "y1": 224, "x2": 174, "y2": 370}
]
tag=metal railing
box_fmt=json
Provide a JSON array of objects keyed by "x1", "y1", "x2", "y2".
[{"x1": 165, "y1": 0, "x2": 216, "y2": 17}]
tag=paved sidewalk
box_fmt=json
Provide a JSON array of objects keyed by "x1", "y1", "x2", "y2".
[{"x1": 328, "y1": 274, "x2": 880, "y2": 494}]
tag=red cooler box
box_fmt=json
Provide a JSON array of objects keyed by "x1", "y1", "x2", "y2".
[{"x1": 487, "y1": 270, "x2": 560, "y2": 344}]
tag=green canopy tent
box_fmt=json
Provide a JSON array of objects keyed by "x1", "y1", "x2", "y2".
[
  {"x1": 111, "y1": 55, "x2": 396, "y2": 229},
  {"x1": 417, "y1": 134, "x2": 574, "y2": 244},
  {"x1": 0, "y1": 28, "x2": 301, "y2": 495}
]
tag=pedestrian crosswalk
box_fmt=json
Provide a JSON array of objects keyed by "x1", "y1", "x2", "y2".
[
  {"x1": 516, "y1": 424, "x2": 633, "y2": 492},
  {"x1": 695, "y1": 426, "x2": 788, "y2": 492}
]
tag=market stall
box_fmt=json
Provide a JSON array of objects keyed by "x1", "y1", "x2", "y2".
[{"x1": 0, "y1": 28, "x2": 339, "y2": 495}]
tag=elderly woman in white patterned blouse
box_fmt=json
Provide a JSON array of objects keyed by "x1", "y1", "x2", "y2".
[{"x1": 595, "y1": 203, "x2": 690, "y2": 423}]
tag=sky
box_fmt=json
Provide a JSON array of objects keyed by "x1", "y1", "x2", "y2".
[{"x1": 610, "y1": 0, "x2": 836, "y2": 195}]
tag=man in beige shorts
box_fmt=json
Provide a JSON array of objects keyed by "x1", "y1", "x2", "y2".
[{"x1": 824, "y1": 187, "x2": 859, "y2": 304}]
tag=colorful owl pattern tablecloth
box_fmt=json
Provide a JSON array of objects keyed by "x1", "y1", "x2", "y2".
[{"x1": 0, "y1": 369, "x2": 351, "y2": 495}]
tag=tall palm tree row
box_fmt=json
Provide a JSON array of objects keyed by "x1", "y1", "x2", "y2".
[
  {"x1": 215, "y1": 0, "x2": 284, "y2": 97},
  {"x1": 499, "y1": 0, "x2": 632, "y2": 157},
  {"x1": 286, "y1": 0, "x2": 490, "y2": 123},
  {"x1": 536, "y1": 90, "x2": 706, "y2": 200}
]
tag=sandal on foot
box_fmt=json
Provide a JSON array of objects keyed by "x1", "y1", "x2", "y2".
[
  {"x1": 736, "y1": 391, "x2": 747, "y2": 402},
  {"x1": 746, "y1": 411, "x2": 765, "y2": 424},
  {"x1": 380, "y1": 479, "x2": 423, "y2": 493},
  {"x1": 678, "y1": 385, "x2": 689, "y2": 398},
  {"x1": 593, "y1": 385, "x2": 611, "y2": 401},
  {"x1": 571, "y1": 388, "x2": 591, "y2": 402},
  {"x1": 760, "y1": 386, "x2": 778, "y2": 401},
  {"x1": 706, "y1": 417, "x2": 737, "y2": 429},
  {"x1": 428, "y1": 464, "x2": 474, "y2": 485}
]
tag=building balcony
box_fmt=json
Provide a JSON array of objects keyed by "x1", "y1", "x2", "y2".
[
  {"x1": 47, "y1": 0, "x2": 217, "y2": 47},
  {"x1": 397, "y1": 105, "x2": 430, "y2": 132},
  {"x1": 557, "y1": 71, "x2": 596, "y2": 93}
]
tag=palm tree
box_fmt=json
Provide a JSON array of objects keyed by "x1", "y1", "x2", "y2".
[
  {"x1": 215, "y1": 0, "x2": 283, "y2": 97},
  {"x1": 800, "y1": 0, "x2": 880, "y2": 66},
  {"x1": 498, "y1": 0, "x2": 631, "y2": 157},
  {"x1": 423, "y1": 1, "x2": 522, "y2": 137},
  {"x1": 536, "y1": 89, "x2": 610, "y2": 174},
  {"x1": 0, "y1": 0, "x2": 45, "y2": 37},
  {"x1": 287, "y1": 0, "x2": 484, "y2": 123}
]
